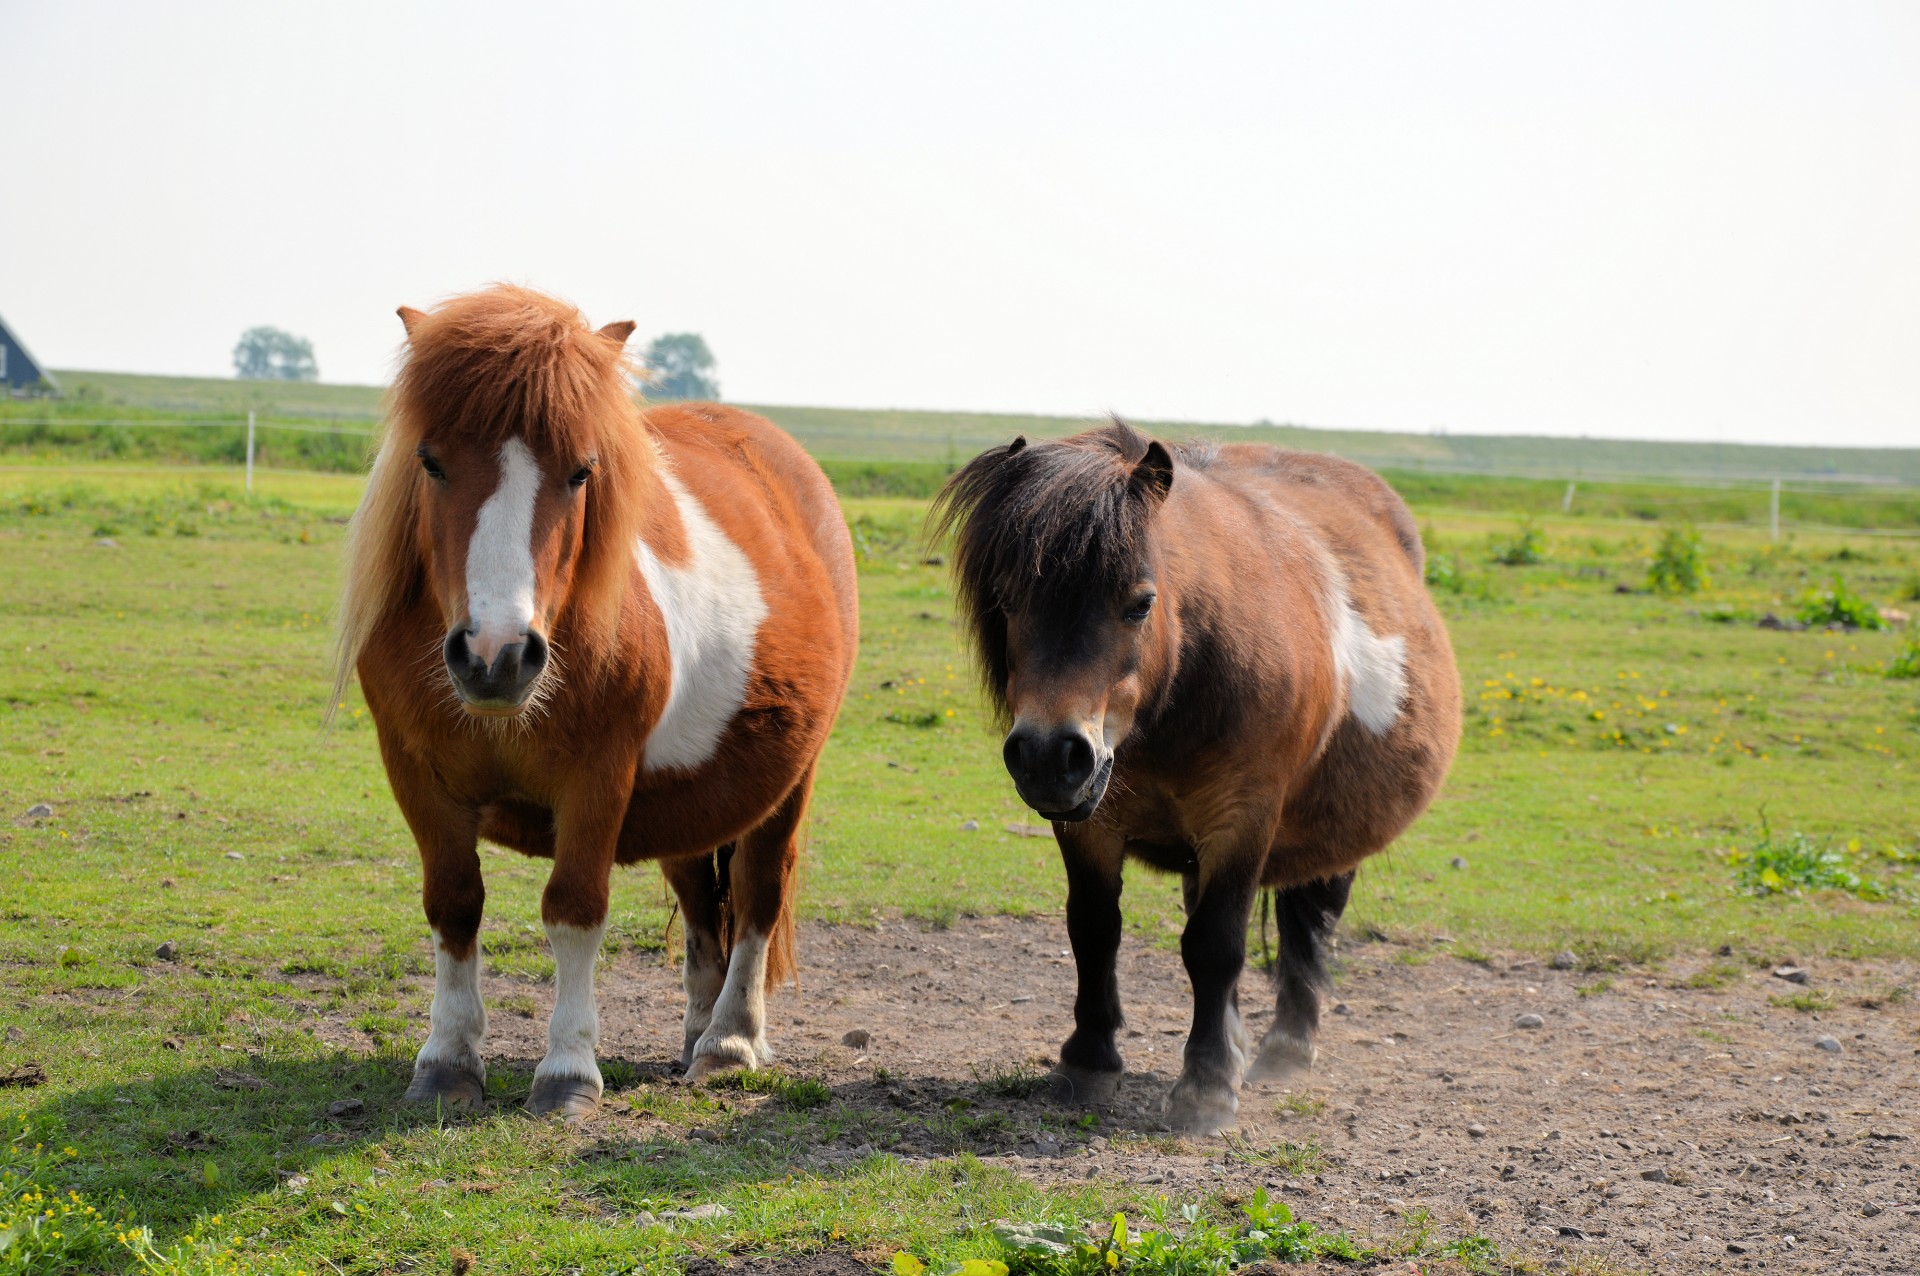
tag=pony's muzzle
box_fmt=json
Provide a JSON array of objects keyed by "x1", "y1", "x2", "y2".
[
  {"x1": 444, "y1": 623, "x2": 549, "y2": 712},
  {"x1": 1003, "y1": 723, "x2": 1112, "y2": 822}
]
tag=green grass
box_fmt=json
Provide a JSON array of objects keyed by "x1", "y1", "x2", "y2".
[{"x1": 0, "y1": 462, "x2": 1917, "y2": 1272}]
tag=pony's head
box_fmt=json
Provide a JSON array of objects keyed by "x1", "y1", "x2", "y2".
[
  {"x1": 334, "y1": 285, "x2": 653, "y2": 719},
  {"x1": 931, "y1": 420, "x2": 1187, "y2": 821}
]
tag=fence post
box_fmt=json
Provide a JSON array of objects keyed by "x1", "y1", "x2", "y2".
[
  {"x1": 1562, "y1": 481, "x2": 1576, "y2": 514},
  {"x1": 1770, "y1": 477, "x2": 1780, "y2": 542},
  {"x1": 246, "y1": 411, "x2": 256, "y2": 493}
]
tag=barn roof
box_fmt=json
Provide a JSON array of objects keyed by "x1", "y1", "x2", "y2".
[{"x1": 0, "y1": 310, "x2": 60, "y2": 391}]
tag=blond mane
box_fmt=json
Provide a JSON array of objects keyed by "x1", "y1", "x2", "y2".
[{"x1": 330, "y1": 285, "x2": 652, "y2": 718}]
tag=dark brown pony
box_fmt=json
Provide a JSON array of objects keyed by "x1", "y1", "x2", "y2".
[
  {"x1": 335, "y1": 285, "x2": 856, "y2": 1117},
  {"x1": 932, "y1": 420, "x2": 1460, "y2": 1134}
]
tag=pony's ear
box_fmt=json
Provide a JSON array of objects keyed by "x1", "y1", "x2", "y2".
[
  {"x1": 1005, "y1": 435, "x2": 1027, "y2": 455},
  {"x1": 597, "y1": 320, "x2": 637, "y2": 346},
  {"x1": 396, "y1": 306, "x2": 428, "y2": 337},
  {"x1": 1130, "y1": 439, "x2": 1174, "y2": 503}
]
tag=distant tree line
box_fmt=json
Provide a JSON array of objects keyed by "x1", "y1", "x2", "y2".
[{"x1": 234, "y1": 326, "x2": 317, "y2": 381}]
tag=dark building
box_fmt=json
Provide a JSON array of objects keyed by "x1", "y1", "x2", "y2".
[{"x1": 0, "y1": 311, "x2": 58, "y2": 393}]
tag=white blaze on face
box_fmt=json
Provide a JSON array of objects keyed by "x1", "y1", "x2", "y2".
[
  {"x1": 635, "y1": 470, "x2": 770, "y2": 772},
  {"x1": 465, "y1": 438, "x2": 543, "y2": 668}
]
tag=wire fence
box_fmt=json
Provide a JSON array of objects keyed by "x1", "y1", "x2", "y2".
[{"x1": 2, "y1": 413, "x2": 1916, "y2": 536}]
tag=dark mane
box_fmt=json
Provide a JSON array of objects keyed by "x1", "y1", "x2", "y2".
[{"x1": 929, "y1": 418, "x2": 1202, "y2": 717}]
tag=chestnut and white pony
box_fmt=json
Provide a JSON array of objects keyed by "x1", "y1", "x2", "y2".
[{"x1": 334, "y1": 285, "x2": 856, "y2": 1117}]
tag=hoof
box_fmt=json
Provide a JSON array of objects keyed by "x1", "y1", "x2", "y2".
[
  {"x1": 1245, "y1": 1029, "x2": 1316, "y2": 1085},
  {"x1": 526, "y1": 1073, "x2": 602, "y2": 1119},
  {"x1": 1047, "y1": 1064, "x2": 1122, "y2": 1107},
  {"x1": 404, "y1": 1061, "x2": 486, "y2": 1110},
  {"x1": 687, "y1": 1034, "x2": 770, "y2": 1082},
  {"x1": 1165, "y1": 1075, "x2": 1239, "y2": 1137}
]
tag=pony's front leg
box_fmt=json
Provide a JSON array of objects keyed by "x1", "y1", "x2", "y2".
[
  {"x1": 384, "y1": 746, "x2": 490, "y2": 1110},
  {"x1": 1049, "y1": 825, "x2": 1127, "y2": 1107},
  {"x1": 528, "y1": 793, "x2": 623, "y2": 1119},
  {"x1": 1167, "y1": 850, "x2": 1260, "y2": 1136},
  {"x1": 687, "y1": 770, "x2": 810, "y2": 1080}
]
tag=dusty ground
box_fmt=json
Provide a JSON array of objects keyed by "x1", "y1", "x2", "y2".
[{"x1": 356, "y1": 917, "x2": 1920, "y2": 1274}]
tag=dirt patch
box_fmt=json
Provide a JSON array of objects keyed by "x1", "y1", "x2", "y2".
[{"x1": 333, "y1": 917, "x2": 1920, "y2": 1274}]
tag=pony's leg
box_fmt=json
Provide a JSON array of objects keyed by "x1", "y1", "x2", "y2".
[
  {"x1": 379, "y1": 742, "x2": 490, "y2": 1109},
  {"x1": 527, "y1": 794, "x2": 623, "y2": 1118},
  {"x1": 688, "y1": 772, "x2": 809, "y2": 1080},
  {"x1": 1183, "y1": 871, "x2": 1249, "y2": 1084},
  {"x1": 1246, "y1": 870, "x2": 1354, "y2": 1083},
  {"x1": 1049, "y1": 826, "x2": 1126, "y2": 1107},
  {"x1": 660, "y1": 848, "x2": 732, "y2": 1069},
  {"x1": 1166, "y1": 854, "x2": 1260, "y2": 1136}
]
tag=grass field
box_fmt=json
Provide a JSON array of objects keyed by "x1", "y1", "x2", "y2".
[
  {"x1": 15, "y1": 367, "x2": 1920, "y2": 487},
  {"x1": 0, "y1": 461, "x2": 1916, "y2": 1274}
]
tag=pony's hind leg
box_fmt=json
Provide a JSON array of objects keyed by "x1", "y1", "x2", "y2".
[
  {"x1": 687, "y1": 770, "x2": 810, "y2": 1080},
  {"x1": 1166, "y1": 853, "x2": 1261, "y2": 1136},
  {"x1": 1246, "y1": 870, "x2": 1354, "y2": 1083},
  {"x1": 661, "y1": 847, "x2": 733, "y2": 1069},
  {"x1": 1049, "y1": 828, "x2": 1127, "y2": 1107}
]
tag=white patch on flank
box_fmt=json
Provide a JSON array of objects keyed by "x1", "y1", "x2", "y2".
[
  {"x1": 694, "y1": 928, "x2": 772, "y2": 1068},
  {"x1": 416, "y1": 928, "x2": 487, "y2": 1077},
  {"x1": 465, "y1": 438, "x2": 542, "y2": 666},
  {"x1": 635, "y1": 470, "x2": 770, "y2": 771},
  {"x1": 534, "y1": 921, "x2": 605, "y2": 1088},
  {"x1": 1327, "y1": 580, "x2": 1408, "y2": 736}
]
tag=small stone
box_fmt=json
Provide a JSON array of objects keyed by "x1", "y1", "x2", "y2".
[
  {"x1": 959, "y1": 819, "x2": 979, "y2": 831},
  {"x1": 155, "y1": 941, "x2": 178, "y2": 961},
  {"x1": 1515, "y1": 1013, "x2": 1545, "y2": 1030},
  {"x1": 631, "y1": 1210, "x2": 658, "y2": 1227},
  {"x1": 1772, "y1": 965, "x2": 1809, "y2": 984},
  {"x1": 1640, "y1": 1167, "x2": 1670, "y2": 1183},
  {"x1": 1727, "y1": 1242, "x2": 1749, "y2": 1255},
  {"x1": 1449, "y1": 856, "x2": 1468, "y2": 869},
  {"x1": 1549, "y1": 951, "x2": 1576, "y2": 971},
  {"x1": 224, "y1": 851, "x2": 244, "y2": 861},
  {"x1": 687, "y1": 1127, "x2": 719, "y2": 1142},
  {"x1": 1716, "y1": 944, "x2": 1734, "y2": 957},
  {"x1": 1814, "y1": 1036, "x2": 1843, "y2": 1055},
  {"x1": 94, "y1": 537, "x2": 120, "y2": 549},
  {"x1": 24, "y1": 803, "x2": 52, "y2": 820},
  {"x1": 326, "y1": 1098, "x2": 364, "y2": 1119},
  {"x1": 1011, "y1": 995, "x2": 1034, "y2": 1004},
  {"x1": 1331, "y1": 1001, "x2": 1352, "y2": 1016},
  {"x1": 1863, "y1": 1203, "x2": 1883, "y2": 1217},
  {"x1": 1557, "y1": 1225, "x2": 1590, "y2": 1240},
  {"x1": 284, "y1": 1174, "x2": 309, "y2": 1191},
  {"x1": 841, "y1": 1028, "x2": 871, "y2": 1049},
  {"x1": 1466, "y1": 1123, "x2": 1488, "y2": 1138},
  {"x1": 679, "y1": 1202, "x2": 729, "y2": 1220}
]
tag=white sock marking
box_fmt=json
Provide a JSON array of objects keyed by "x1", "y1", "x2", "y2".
[
  {"x1": 694, "y1": 927, "x2": 771, "y2": 1066},
  {"x1": 636, "y1": 471, "x2": 769, "y2": 771},
  {"x1": 535, "y1": 920, "x2": 605, "y2": 1087},
  {"x1": 417, "y1": 928, "x2": 487, "y2": 1077},
  {"x1": 466, "y1": 438, "x2": 542, "y2": 666},
  {"x1": 681, "y1": 924, "x2": 727, "y2": 1062}
]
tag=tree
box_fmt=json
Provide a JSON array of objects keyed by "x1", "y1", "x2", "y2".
[
  {"x1": 641, "y1": 332, "x2": 719, "y2": 400},
  {"x1": 233, "y1": 326, "x2": 318, "y2": 381}
]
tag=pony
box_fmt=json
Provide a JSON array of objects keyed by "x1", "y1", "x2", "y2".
[
  {"x1": 334, "y1": 285, "x2": 856, "y2": 1117},
  {"x1": 931, "y1": 419, "x2": 1460, "y2": 1135}
]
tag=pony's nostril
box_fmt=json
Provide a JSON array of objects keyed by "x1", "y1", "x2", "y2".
[{"x1": 521, "y1": 630, "x2": 549, "y2": 678}]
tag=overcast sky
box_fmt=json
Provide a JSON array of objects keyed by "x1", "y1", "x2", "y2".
[{"x1": 3, "y1": 2, "x2": 1917, "y2": 446}]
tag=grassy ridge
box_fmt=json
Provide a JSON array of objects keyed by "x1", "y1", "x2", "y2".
[{"x1": 20, "y1": 367, "x2": 1920, "y2": 486}]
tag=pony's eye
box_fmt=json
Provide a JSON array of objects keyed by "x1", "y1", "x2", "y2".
[
  {"x1": 418, "y1": 452, "x2": 446, "y2": 482},
  {"x1": 568, "y1": 465, "x2": 593, "y2": 490},
  {"x1": 1124, "y1": 594, "x2": 1155, "y2": 623}
]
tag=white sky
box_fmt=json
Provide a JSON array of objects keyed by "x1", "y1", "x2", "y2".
[{"x1": 3, "y1": 1, "x2": 1917, "y2": 447}]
